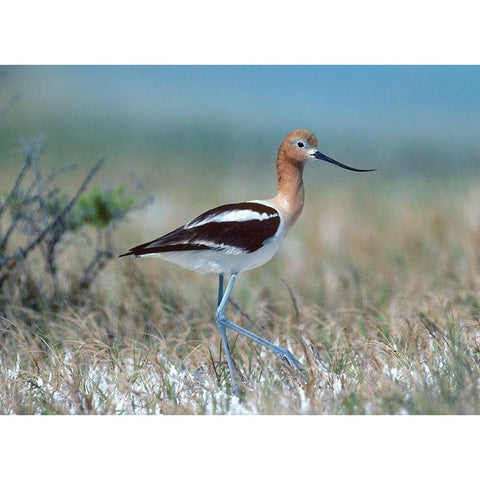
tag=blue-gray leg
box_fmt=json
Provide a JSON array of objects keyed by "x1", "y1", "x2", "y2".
[
  {"x1": 215, "y1": 273, "x2": 241, "y2": 397},
  {"x1": 215, "y1": 273, "x2": 305, "y2": 396},
  {"x1": 218, "y1": 317, "x2": 305, "y2": 373},
  {"x1": 217, "y1": 273, "x2": 224, "y2": 307}
]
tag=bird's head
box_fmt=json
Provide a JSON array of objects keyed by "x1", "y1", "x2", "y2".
[{"x1": 279, "y1": 129, "x2": 376, "y2": 172}]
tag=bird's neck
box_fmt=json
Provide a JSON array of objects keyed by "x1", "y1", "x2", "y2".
[{"x1": 273, "y1": 157, "x2": 305, "y2": 230}]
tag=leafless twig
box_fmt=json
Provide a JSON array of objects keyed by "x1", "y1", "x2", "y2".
[
  {"x1": 0, "y1": 92, "x2": 20, "y2": 121},
  {"x1": 0, "y1": 158, "x2": 104, "y2": 275}
]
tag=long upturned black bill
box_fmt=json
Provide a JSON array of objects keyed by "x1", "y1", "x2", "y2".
[{"x1": 313, "y1": 150, "x2": 376, "y2": 172}]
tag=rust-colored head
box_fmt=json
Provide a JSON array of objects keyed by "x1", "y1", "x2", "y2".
[
  {"x1": 278, "y1": 129, "x2": 376, "y2": 172},
  {"x1": 278, "y1": 129, "x2": 319, "y2": 166}
]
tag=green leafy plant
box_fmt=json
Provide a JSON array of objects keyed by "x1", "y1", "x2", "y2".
[{"x1": 78, "y1": 186, "x2": 135, "y2": 229}]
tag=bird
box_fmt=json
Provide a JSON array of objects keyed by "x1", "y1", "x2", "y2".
[{"x1": 120, "y1": 129, "x2": 375, "y2": 396}]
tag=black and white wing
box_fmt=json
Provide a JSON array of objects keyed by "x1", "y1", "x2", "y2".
[{"x1": 119, "y1": 202, "x2": 281, "y2": 257}]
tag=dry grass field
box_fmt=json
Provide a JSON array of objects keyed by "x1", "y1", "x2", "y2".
[{"x1": 1, "y1": 158, "x2": 479, "y2": 414}]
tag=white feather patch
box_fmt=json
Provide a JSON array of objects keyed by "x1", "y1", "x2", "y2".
[
  {"x1": 186, "y1": 209, "x2": 278, "y2": 228},
  {"x1": 195, "y1": 241, "x2": 246, "y2": 254}
]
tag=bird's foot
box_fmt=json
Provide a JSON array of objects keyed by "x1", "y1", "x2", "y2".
[{"x1": 277, "y1": 349, "x2": 308, "y2": 380}]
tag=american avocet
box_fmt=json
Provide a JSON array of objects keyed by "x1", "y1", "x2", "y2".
[{"x1": 120, "y1": 129, "x2": 375, "y2": 396}]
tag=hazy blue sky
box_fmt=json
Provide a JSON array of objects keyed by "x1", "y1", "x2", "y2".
[
  {"x1": 6, "y1": 66, "x2": 480, "y2": 129},
  {"x1": 2, "y1": 66, "x2": 480, "y2": 172}
]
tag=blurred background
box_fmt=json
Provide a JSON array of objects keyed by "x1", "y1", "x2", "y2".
[
  {"x1": 2, "y1": 65, "x2": 479, "y2": 283},
  {"x1": 1, "y1": 65, "x2": 479, "y2": 178},
  {"x1": 1, "y1": 65, "x2": 480, "y2": 261},
  {"x1": 2, "y1": 65, "x2": 479, "y2": 258}
]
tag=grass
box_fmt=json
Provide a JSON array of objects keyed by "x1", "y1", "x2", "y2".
[{"x1": 1, "y1": 160, "x2": 480, "y2": 414}]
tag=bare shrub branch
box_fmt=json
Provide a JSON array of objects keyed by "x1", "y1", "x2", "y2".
[{"x1": 0, "y1": 137, "x2": 151, "y2": 307}]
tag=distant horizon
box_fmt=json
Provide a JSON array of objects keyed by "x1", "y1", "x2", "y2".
[{"x1": 1, "y1": 66, "x2": 479, "y2": 173}]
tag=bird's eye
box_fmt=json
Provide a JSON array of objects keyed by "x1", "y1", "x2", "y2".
[{"x1": 297, "y1": 141, "x2": 304, "y2": 148}]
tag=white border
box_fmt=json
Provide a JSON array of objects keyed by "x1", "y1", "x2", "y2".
[
  {"x1": 1, "y1": 0, "x2": 479, "y2": 64},
  {"x1": 0, "y1": 416, "x2": 478, "y2": 479}
]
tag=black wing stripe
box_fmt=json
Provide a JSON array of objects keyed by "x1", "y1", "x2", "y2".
[
  {"x1": 121, "y1": 243, "x2": 211, "y2": 257},
  {"x1": 119, "y1": 202, "x2": 280, "y2": 257}
]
